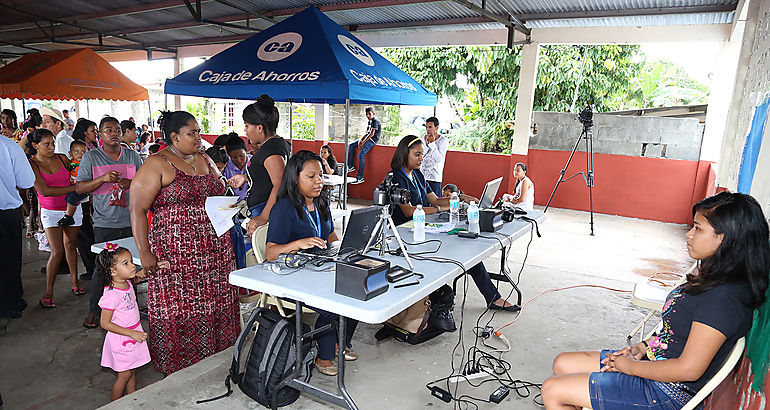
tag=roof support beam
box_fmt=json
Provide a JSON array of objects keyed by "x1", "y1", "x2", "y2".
[
  {"x1": 345, "y1": 16, "x2": 494, "y2": 31},
  {"x1": 518, "y1": 4, "x2": 735, "y2": 20},
  {"x1": 213, "y1": 0, "x2": 278, "y2": 24},
  {"x1": 182, "y1": 0, "x2": 261, "y2": 33},
  {"x1": 0, "y1": 39, "x2": 46, "y2": 53},
  {"x1": 0, "y1": 4, "x2": 175, "y2": 53},
  {"x1": 449, "y1": 0, "x2": 530, "y2": 36},
  {"x1": 260, "y1": 0, "x2": 442, "y2": 17}
]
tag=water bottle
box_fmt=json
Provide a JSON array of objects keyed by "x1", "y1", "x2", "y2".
[
  {"x1": 468, "y1": 201, "x2": 480, "y2": 234},
  {"x1": 449, "y1": 192, "x2": 460, "y2": 224},
  {"x1": 413, "y1": 205, "x2": 426, "y2": 242}
]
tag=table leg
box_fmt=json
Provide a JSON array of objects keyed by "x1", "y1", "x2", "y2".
[
  {"x1": 487, "y1": 247, "x2": 522, "y2": 308},
  {"x1": 337, "y1": 316, "x2": 358, "y2": 409},
  {"x1": 270, "y1": 302, "x2": 358, "y2": 409},
  {"x1": 451, "y1": 247, "x2": 522, "y2": 309},
  {"x1": 271, "y1": 301, "x2": 306, "y2": 410}
]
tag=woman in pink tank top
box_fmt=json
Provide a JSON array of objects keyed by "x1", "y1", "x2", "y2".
[{"x1": 27, "y1": 129, "x2": 84, "y2": 309}]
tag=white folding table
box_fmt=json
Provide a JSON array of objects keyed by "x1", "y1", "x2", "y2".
[{"x1": 229, "y1": 210, "x2": 545, "y2": 409}]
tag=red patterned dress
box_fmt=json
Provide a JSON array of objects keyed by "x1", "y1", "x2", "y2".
[{"x1": 147, "y1": 154, "x2": 239, "y2": 374}]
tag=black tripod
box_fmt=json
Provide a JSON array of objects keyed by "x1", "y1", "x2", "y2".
[{"x1": 544, "y1": 106, "x2": 595, "y2": 236}]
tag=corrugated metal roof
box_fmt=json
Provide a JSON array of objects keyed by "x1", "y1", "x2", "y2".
[
  {"x1": 0, "y1": 0, "x2": 738, "y2": 57},
  {"x1": 527, "y1": 11, "x2": 734, "y2": 27}
]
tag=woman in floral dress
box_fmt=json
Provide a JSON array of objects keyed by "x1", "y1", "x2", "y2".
[{"x1": 129, "y1": 110, "x2": 239, "y2": 374}]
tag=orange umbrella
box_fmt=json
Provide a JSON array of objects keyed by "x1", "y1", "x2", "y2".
[{"x1": 0, "y1": 48, "x2": 148, "y2": 101}]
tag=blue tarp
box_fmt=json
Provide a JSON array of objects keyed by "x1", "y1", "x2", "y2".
[
  {"x1": 164, "y1": 7, "x2": 436, "y2": 106},
  {"x1": 737, "y1": 99, "x2": 769, "y2": 194}
]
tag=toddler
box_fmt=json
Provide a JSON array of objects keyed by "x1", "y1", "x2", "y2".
[
  {"x1": 57, "y1": 140, "x2": 88, "y2": 227},
  {"x1": 96, "y1": 243, "x2": 167, "y2": 401}
]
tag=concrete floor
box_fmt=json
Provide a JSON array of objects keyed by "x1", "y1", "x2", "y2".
[{"x1": 0, "y1": 203, "x2": 693, "y2": 410}]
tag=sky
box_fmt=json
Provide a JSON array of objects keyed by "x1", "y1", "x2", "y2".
[{"x1": 639, "y1": 42, "x2": 721, "y2": 84}]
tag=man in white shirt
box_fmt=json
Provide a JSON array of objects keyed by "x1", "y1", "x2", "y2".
[
  {"x1": 0, "y1": 135, "x2": 35, "y2": 334},
  {"x1": 420, "y1": 117, "x2": 449, "y2": 194},
  {"x1": 40, "y1": 106, "x2": 73, "y2": 158},
  {"x1": 62, "y1": 109, "x2": 75, "y2": 136}
]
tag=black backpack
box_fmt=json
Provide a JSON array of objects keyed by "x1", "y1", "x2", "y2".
[{"x1": 198, "y1": 307, "x2": 316, "y2": 407}]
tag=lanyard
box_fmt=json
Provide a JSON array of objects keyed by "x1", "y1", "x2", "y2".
[
  {"x1": 401, "y1": 167, "x2": 423, "y2": 205},
  {"x1": 304, "y1": 205, "x2": 322, "y2": 238}
]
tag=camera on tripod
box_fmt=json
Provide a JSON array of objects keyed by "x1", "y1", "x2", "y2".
[
  {"x1": 577, "y1": 104, "x2": 594, "y2": 128},
  {"x1": 373, "y1": 172, "x2": 411, "y2": 206}
]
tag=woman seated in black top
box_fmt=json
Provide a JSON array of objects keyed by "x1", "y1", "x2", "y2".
[
  {"x1": 264, "y1": 150, "x2": 358, "y2": 377},
  {"x1": 387, "y1": 135, "x2": 518, "y2": 311},
  {"x1": 542, "y1": 192, "x2": 770, "y2": 410},
  {"x1": 320, "y1": 144, "x2": 337, "y2": 175},
  {"x1": 228, "y1": 94, "x2": 291, "y2": 234}
]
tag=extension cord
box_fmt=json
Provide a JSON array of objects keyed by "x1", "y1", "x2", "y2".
[{"x1": 447, "y1": 366, "x2": 492, "y2": 384}]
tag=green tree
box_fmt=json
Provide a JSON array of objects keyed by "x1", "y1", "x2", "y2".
[
  {"x1": 382, "y1": 45, "x2": 641, "y2": 153},
  {"x1": 291, "y1": 104, "x2": 315, "y2": 140},
  {"x1": 627, "y1": 59, "x2": 710, "y2": 108},
  {"x1": 186, "y1": 99, "x2": 211, "y2": 133},
  {"x1": 380, "y1": 105, "x2": 404, "y2": 145}
]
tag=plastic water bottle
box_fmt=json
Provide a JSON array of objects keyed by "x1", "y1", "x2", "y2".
[
  {"x1": 449, "y1": 192, "x2": 460, "y2": 224},
  {"x1": 468, "y1": 201, "x2": 480, "y2": 234},
  {"x1": 413, "y1": 205, "x2": 426, "y2": 242}
]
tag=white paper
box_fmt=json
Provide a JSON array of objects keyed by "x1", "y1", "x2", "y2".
[
  {"x1": 403, "y1": 221, "x2": 456, "y2": 233},
  {"x1": 205, "y1": 196, "x2": 240, "y2": 237}
]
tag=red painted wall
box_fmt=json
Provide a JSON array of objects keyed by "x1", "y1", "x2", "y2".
[{"x1": 202, "y1": 134, "x2": 712, "y2": 225}]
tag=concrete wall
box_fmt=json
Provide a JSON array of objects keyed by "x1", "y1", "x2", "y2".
[
  {"x1": 328, "y1": 104, "x2": 385, "y2": 141},
  {"x1": 531, "y1": 112, "x2": 705, "y2": 161},
  {"x1": 719, "y1": 0, "x2": 770, "y2": 214},
  {"x1": 283, "y1": 139, "x2": 713, "y2": 224},
  {"x1": 200, "y1": 132, "x2": 714, "y2": 224}
]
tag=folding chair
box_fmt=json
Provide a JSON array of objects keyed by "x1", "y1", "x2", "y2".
[
  {"x1": 239, "y1": 223, "x2": 290, "y2": 327},
  {"x1": 627, "y1": 262, "x2": 696, "y2": 343}
]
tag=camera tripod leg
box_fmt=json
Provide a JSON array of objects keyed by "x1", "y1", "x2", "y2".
[
  {"x1": 544, "y1": 128, "x2": 585, "y2": 212},
  {"x1": 363, "y1": 207, "x2": 414, "y2": 271}
]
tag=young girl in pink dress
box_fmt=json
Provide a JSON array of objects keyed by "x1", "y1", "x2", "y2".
[{"x1": 96, "y1": 243, "x2": 168, "y2": 401}]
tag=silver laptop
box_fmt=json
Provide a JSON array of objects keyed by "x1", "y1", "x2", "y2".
[{"x1": 478, "y1": 176, "x2": 503, "y2": 209}]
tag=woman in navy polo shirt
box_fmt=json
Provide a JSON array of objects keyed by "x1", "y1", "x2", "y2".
[
  {"x1": 388, "y1": 135, "x2": 518, "y2": 311},
  {"x1": 265, "y1": 150, "x2": 358, "y2": 377}
]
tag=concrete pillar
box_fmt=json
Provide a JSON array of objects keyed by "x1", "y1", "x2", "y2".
[
  {"x1": 507, "y1": 42, "x2": 539, "y2": 191},
  {"x1": 701, "y1": 33, "x2": 744, "y2": 162},
  {"x1": 314, "y1": 104, "x2": 329, "y2": 141},
  {"x1": 512, "y1": 43, "x2": 539, "y2": 156},
  {"x1": 717, "y1": 0, "x2": 761, "y2": 189},
  {"x1": 173, "y1": 57, "x2": 182, "y2": 111}
]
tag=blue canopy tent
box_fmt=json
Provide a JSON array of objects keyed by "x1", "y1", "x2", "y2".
[{"x1": 165, "y1": 6, "x2": 436, "y2": 210}]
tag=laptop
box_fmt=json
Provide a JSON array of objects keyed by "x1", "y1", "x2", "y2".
[
  {"x1": 297, "y1": 205, "x2": 381, "y2": 259},
  {"x1": 478, "y1": 176, "x2": 503, "y2": 209},
  {"x1": 434, "y1": 176, "x2": 503, "y2": 222}
]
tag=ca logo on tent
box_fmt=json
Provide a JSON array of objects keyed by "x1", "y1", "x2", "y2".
[
  {"x1": 338, "y1": 35, "x2": 374, "y2": 67},
  {"x1": 257, "y1": 32, "x2": 303, "y2": 62}
]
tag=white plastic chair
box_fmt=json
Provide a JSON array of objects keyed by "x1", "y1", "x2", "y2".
[
  {"x1": 627, "y1": 262, "x2": 696, "y2": 342},
  {"x1": 681, "y1": 336, "x2": 745, "y2": 410},
  {"x1": 239, "y1": 223, "x2": 289, "y2": 327}
]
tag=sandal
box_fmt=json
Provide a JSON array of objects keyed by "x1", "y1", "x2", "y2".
[
  {"x1": 83, "y1": 312, "x2": 99, "y2": 328},
  {"x1": 72, "y1": 287, "x2": 86, "y2": 296},
  {"x1": 25, "y1": 229, "x2": 34, "y2": 239},
  {"x1": 39, "y1": 298, "x2": 56, "y2": 309}
]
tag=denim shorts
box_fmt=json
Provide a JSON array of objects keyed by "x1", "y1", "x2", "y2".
[{"x1": 588, "y1": 349, "x2": 700, "y2": 410}]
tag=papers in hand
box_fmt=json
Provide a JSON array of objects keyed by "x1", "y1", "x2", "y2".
[{"x1": 205, "y1": 196, "x2": 240, "y2": 237}]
